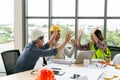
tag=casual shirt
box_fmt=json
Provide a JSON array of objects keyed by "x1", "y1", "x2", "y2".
[
  {"x1": 77, "y1": 40, "x2": 107, "y2": 52},
  {"x1": 14, "y1": 41, "x2": 58, "y2": 73},
  {"x1": 46, "y1": 42, "x2": 75, "y2": 60}
]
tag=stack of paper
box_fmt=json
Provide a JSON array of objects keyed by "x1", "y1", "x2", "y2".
[{"x1": 50, "y1": 59, "x2": 72, "y2": 65}]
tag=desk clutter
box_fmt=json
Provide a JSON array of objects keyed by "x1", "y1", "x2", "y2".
[
  {"x1": 45, "y1": 59, "x2": 120, "y2": 80},
  {"x1": 0, "y1": 59, "x2": 120, "y2": 80}
]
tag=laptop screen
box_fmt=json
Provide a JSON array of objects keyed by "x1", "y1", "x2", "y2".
[{"x1": 75, "y1": 50, "x2": 96, "y2": 63}]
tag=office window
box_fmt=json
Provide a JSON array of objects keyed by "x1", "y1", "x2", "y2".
[
  {"x1": 28, "y1": 0, "x2": 48, "y2": 16},
  {"x1": 78, "y1": 0, "x2": 104, "y2": 16},
  {"x1": 0, "y1": 0, "x2": 14, "y2": 72},
  {"x1": 52, "y1": 0, "x2": 75, "y2": 16},
  {"x1": 107, "y1": 0, "x2": 120, "y2": 16},
  {"x1": 78, "y1": 19, "x2": 104, "y2": 44},
  {"x1": 27, "y1": 19, "x2": 48, "y2": 43},
  {"x1": 25, "y1": 0, "x2": 120, "y2": 59},
  {"x1": 107, "y1": 20, "x2": 120, "y2": 47}
]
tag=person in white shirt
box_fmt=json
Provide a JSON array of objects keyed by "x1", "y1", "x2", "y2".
[
  {"x1": 113, "y1": 54, "x2": 120, "y2": 65},
  {"x1": 47, "y1": 25, "x2": 76, "y2": 60}
]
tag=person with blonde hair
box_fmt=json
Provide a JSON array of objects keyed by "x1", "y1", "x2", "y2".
[
  {"x1": 46, "y1": 25, "x2": 76, "y2": 60},
  {"x1": 14, "y1": 27, "x2": 72, "y2": 73}
]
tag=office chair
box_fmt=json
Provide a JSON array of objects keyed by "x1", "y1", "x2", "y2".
[
  {"x1": 108, "y1": 46, "x2": 120, "y2": 60},
  {"x1": 1, "y1": 50, "x2": 20, "y2": 75}
]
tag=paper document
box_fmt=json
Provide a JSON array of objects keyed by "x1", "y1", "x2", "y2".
[
  {"x1": 46, "y1": 63, "x2": 70, "y2": 70},
  {"x1": 50, "y1": 59, "x2": 72, "y2": 65}
]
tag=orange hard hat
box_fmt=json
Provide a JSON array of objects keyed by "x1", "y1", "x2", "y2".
[{"x1": 35, "y1": 67, "x2": 55, "y2": 80}]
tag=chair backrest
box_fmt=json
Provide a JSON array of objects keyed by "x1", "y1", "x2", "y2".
[
  {"x1": 108, "y1": 46, "x2": 120, "y2": 60},
  {"x1": 1, "y1": 50, "x2": 20, "y2": 75}
]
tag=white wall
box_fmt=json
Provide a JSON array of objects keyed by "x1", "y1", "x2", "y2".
[{"x1": 14, "y1": 0, "x2": 25, "y2": 52}]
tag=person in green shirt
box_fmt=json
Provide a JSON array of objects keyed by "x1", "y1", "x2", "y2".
[{"x1": 77, "y1": 27, "x2": 111, "y2": 59}]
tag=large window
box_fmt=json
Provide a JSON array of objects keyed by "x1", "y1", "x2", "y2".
[
  {"x1": 0, "y1": 0, "x2": 14, "y2": 72},
  {"x1": 52, "y1": 0, "x2": 75, "y2": 17},
  {"x1": 25, "y1": 0, "x2": 120, "y2": 60},
  {"x1": 28, "y1": 0, "x2": 48, "y2": 16},
  {"x1": 107, "y1": 0, "x2": 120, "y2": 16},
  {"x1": 78, "y1": 19, "x2": 104, "y2": 44},
  {"x1": 107, "y1": 19, "x2": 120, "y2": 46},
  {"x1": 27, "y1": 19, "x2": 48, "y2": 43},
  {"x1": 78, "y1": 0, "x2": 104, "y2": 16}
]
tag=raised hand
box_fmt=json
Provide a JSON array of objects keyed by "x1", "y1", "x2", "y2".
[
  {"x1": 92, "y1": 27, "x2": 99, "y2": 34},
  {"x1": 71, "y1": 39, "x2": 76, "y2": 47},
  {"x1": 78, "y1": 29, "x2": 83, "y2": 38},
  {"x1": 48, "y1": 25, "x2": 58, "y2": 47},
  {"x1": 65, "y1": 30, "x2": 73, "y2": 42}
]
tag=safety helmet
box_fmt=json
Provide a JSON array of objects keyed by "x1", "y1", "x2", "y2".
[
  {"x1": 30, "y1": 28, "x2": 44, "y2": 41},
  {"x1": 50, "y1": 25, "x2": 61, "y2": 32}
]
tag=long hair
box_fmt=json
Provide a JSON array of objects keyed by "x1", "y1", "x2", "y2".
[{"x1": 95, "y1": 29, "x2": 103, "y2": 41}]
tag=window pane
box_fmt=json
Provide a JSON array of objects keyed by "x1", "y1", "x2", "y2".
[
  {"x1": 28, "y1": 0, "x2": 48, "y2": 16},
  {"x1": 107, "y1": 0, "x2": 120, "y2": 16},
  {"x1": 78, "y1": 0, "x2": 104, "y2": 16},
  {"x1": 78, "y1": 19, "x2": 104, "y2": 44},
  {"x1": 27, "y1": 19, "x2": 48, "y2": 43},
  {"x1": 107, "y1": 19, "x2": 120, "y2": 47},
  {"x1": 52, "y1": 19, "x2": 75, "y2": 59},
  {"x1": 52, "y1": 0, "x2": 75, "y2": 16},
  {"x1": 0, "y1": 0, "x2": 14, "y2": 72}
]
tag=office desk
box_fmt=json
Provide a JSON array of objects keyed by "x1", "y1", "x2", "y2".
[
  {"x1": 0, "y1": 63, "x2": 120, "y2": 80},
  {"x1": 0, "y1": 70, "x2": 35, "y2": 80},
  {"x1": 0, "y1": 63, "x2": 82, "y2": 80}
]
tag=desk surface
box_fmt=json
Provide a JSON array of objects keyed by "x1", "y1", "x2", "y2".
[
  {"x1": 0, "y1": 63, "x2": 83, "y2": 80},
  {"x1": 0, "y1": 70, "x2": 35, "y2": 80},
  {"x1": 0, "y1": 63, "x2": 120, "y2": 80}
]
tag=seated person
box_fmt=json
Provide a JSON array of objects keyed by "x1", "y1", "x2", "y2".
[
  {"x1": 113, "y1": 54, "x2": 120, "y2": 65},
  {"x1": 77, "y1": 27, "x2": 111, "y2": 59},
  {"x1": 14, "y1": 27, "x2": 72, "y2": 73},
  {"x1": 47, "y1": 25, "x2": 76, "y2": 60}
]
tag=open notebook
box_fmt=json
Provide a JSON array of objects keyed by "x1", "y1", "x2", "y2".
[{"x1": 72, "y1": 50, "x2": 96, "y2": 64}]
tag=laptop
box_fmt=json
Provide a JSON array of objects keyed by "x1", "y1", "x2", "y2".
[{"x1": 72, "y1": 50, "x2": 96, "y2": 64}]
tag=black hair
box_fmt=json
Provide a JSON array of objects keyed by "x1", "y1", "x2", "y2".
[
  {"x1": 95, "y1": 29, "x2": 103, "y2": 41},
  {"x1": 33, "y1": 36, "x2": 44, "y2": 44},
  {"x1": 37, "y1": 36, "x2": 44, "y2": 40}
]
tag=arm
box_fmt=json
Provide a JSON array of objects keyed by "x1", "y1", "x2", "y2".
[
  {"x1": 39, "y1": 43, "x2": 50, "y2": 49},
  {"x1": 91, "y1": 27, "x2": 99, "y2": 44},
  {"x1": 30, "y1": 30, "x2": 72, "y2": 57},
  {"x1": 64, "y1": 39, "x2": 76, "y2": 58},
  {"x1": 30, "y1": 47, "x2": 58, "y2": 57},
  {"x1": 48, "y1": 25, "x2": 58, "y2": 47},
  {"x1": 96, "y1": 40, "x2": 107, "y2": 52},
  {"x1": 91, "y1": 27, "x2": 108, "y2": 53},
  {"x1": 77, "y1": 29, "x2": 89, "y2": 50},
  {"x1": 57, "y1": 30, "x2": 72, "y2": 54},
  {"x1": 77, "y1": 29, "x2": 83, "y2": 47}
]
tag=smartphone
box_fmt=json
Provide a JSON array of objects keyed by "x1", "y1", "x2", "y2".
[{"x1": 70, "y1": 74, "x2": 80, "y2": 79}]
